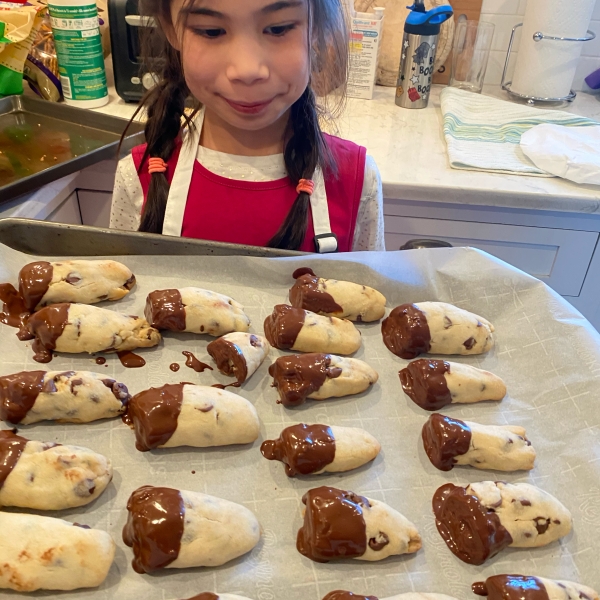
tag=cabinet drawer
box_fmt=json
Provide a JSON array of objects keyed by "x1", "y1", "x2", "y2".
[{"x1": 384, "y1": 215, "x2": 599, "y2": 296}]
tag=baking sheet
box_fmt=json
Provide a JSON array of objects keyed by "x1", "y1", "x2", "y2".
[{"x1": 0, "y1": 245, "x2": 599, "y2": 600}]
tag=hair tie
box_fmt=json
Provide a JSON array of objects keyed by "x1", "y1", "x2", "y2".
[
  {"x1": 296, "y1": 179, "x2": 314, "y2": 195},
  {"x1": 148, "y1": 157, "x2": 168, "y2": 174}
]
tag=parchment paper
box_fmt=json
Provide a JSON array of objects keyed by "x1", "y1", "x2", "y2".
[{"x1": 0, "y1": 246, "x2": 598, "y2": 600}]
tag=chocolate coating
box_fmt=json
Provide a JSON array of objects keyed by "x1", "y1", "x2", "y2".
[
  {"x1": 293, "y1": 267, "x2": 316, "y2": 278},
  {"x1": 101, "y1": 378, "x2": 131, "y2": 406},
  {"x1": 261, "y1": 423, "x2": 336, "y2": 476},
  {"x1": 472, "y1": 576, "x2": 549, "y2": 600},
  {"x1": 422, "y1": 413, "x2": 472, "y2": 471},
  {"x1": 207, "y1": 337, "x2": 248, "y2": 382},
  {"x1": 145, "y1": 289, "x2": 186, "y2": 331},
  {"x1": 322, "y1": 593, "x2": 378, "y2": 600},
  {"x1": 123, "y1": 383, "x2": 185, "y2": 451},
  {"x1": 289, "y1": 273, "x2": 344, "y2": 315},
  {"x1": 382, "y1": 304, "x2": 431, "y2": 359},
  {"x1": 432, "y1": 483, "x2": 513, "y2": 565},
  {"x1": 18, "y1": 261, "x2": 53, "y2": 312},
  {"x1": 269, "y1": 353, "x2": 342, "y2": 407},
  {"x1": 117, "y1": 351, "x2": 146, "y2": 369},
  {"x1": 26, "y1": 303, "x2": 70, "y2": 363},
  {"x1": 0, "y1": 429, "x2": 28, "y2": 487},
  {"x1": 297, "y1": 486, "x2": 369, "y2": 562},
  {"x1": 263, "y1": 304, "x2": 306, "y2": 349},
  {"x1": 123, "y1": 485, "x2": 185, "y2": 573},
  {"x1": 0, "y1": 283, "x2": 29, "y2": 329},
  {"x1": 399, "y1": 359, "x2": 451, "y2": 411},
  {"x1": 0, "y1": 370, "x2": 46, "y2": 424},
  {"x1": 182, "y1": 595, "x2": 219, "y2": 600}
]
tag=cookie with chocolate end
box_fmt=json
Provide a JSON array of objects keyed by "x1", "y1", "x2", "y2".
[
  {"x1": 207, "y1": 332, "x2": 270, "y2": 383},
  {"x1": 261, "y1": 423, "x2": 380, "y2": 476},
  {"x1": 124, "y1": 384, "x2": 259, "y2": 452},
  {"x1": 322, "y1": 593, "x2": 459, "y2": 600},
  {"x1": 0, "y1": 512, "x2": 115, "y2": 592},
  {"x1": 0, "y1": 430, "x2": 112, "y2": 510},
  {"x1": 26, "y1": 303, "x2": 160, "y2": 363},
  {"x1": 297, "y1": 486, "x2": 421, "y2": 563},
  {"x1": 422, "y1": 414, "x2": 536, "y2": 472},
  {"x1": 472, "y1": 575, "x2": 598, "y2": 600},
  {"x1": 18, "y1": 259, "x2": 135, "y2": 312},
  {"x1": 145, "y1": 287, "x2": 250, "y2": 336},
  {"x1": 433, "y1": 481, "x2": 572, "y2": 565},
  {"x1": 0, "y1": 370, "x2": 130, "y2": 425},
  {"x1": 269, "y1": 353, "x2": 378, "y2": 407},
  {"x1": 264, "y1": 305, "x2": 361, "y2": 355},
  {"x1": 400, "y1": 359, "x2": 506, "y2": 411},
  {"x1": 383, "y1": 302, "x2": 494, "y2": 359},
  {"x1": 289, "y1": 268, "x2": 386, "y2": 322},
  {"x1": 123, "y1": 486, "x2": 260, "y2": 574}
]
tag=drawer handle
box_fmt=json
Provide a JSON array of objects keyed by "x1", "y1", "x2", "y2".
[{"x1": 400, "y1": 239, "x2": 453, "y2": 250}]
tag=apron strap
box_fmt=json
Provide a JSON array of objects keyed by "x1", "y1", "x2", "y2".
[{"x1": 310, "y1": 167, "x2": 338, "y2": 253}]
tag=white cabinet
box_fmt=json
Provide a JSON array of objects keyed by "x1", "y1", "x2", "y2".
[
  {"x1": 78, "y1": 190, "x2": 112, "y2": 228},
  {"x1": 46, "y1": 192, "x2": 82, "y2": 225}
]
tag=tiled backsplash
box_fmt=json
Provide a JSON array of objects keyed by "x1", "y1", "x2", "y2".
[{"x1": 480, "y1": 0, "x2": 600, "y2": 90}]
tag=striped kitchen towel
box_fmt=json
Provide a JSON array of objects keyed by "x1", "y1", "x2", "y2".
[{"x1": 440, "y1": 87, "x2": 598, "y2": 176}]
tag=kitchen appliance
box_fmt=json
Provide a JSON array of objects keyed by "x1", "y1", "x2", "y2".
[{"x1": 395, "y1": 0, "x2": 453, "y2": 109}]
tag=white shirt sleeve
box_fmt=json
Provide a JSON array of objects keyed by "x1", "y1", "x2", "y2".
[
  {"x1": 351, "y1": 154, "x2": 385, "y2": 251},
  {"x1": 109, "y1": 153, "x2": 143, "y2": 231}
]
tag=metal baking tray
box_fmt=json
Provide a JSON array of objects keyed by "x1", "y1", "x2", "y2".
[
  {"x1": 0, "y1": 95, "x2": 145, "y2": 203},
  {"x1": 0, "y1": 218, "x2": 303, "y2": 257}
]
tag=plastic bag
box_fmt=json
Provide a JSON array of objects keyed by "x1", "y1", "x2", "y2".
[{"x1": 520, "y1": 123, "x2": 600, "y2": 186}]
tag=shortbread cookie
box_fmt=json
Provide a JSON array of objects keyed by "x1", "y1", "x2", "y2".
[
  {"x1": 269, "y1": 353, "x2": 378, "y2": 407},
  {"x1": 207, "y1": 333, "x2": 270, "y2": 383},
  {"x1": 433, "y1": 481, "x2": 572, "y2": 565},
  {"x1": 19, "y1": 259, "x2": 135, "y2": 312},
  {"x1": 0, "y1": 429, "x2": 112, "y2": 510},
  {"x1": 261, "y1": 423, "x2": 380, "y2": 476},
  {"x1": 422, "y1": 414, "x2": 536, "y2": 472},
  {"x1": 0, "y1": 512, "x2": 115, "y2": 591},
  {"x1": 145, "y1": 288, "x2": 250, "y2": 336},
  {"x1": 400, "y1": 359, "x2": 506, "y2": 411},
  {"x1": 180, "y1": 595, "x2": 255, "y2": 600},
  {"x1": 25, "y1": 303, "x2": 160, "y2": 363},
  {"x1": 472, "y1": 575, "x2": 599, "y2": 600},
  {"x1": 297, "y1": 486, "x2": 421, "y2": 562},
  {"x1": 123, "y1": 485, "x2": 260, "y2": 573},
  {"x1": 0, "y1": 370, "x2": 130, "y2": 424},
  {"x1": 124, "y1": 383, "x2": 259, "y2": 452},
  {"x1": 289, "y1": 268, "x2": 386, "y2": 322},
  {"x1": 323, "y1": 593, "x2": 459, "y2": 600},
  {"x1": 383, "y1": 302, "x2": 494, "y2": 359},
  {"x1": 264, "y1": 305, "x2": 361, "y2": 355}
]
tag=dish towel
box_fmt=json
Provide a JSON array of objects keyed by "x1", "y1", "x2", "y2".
[{"x1": 440, "y1": 87, "x2": 599, "y2": 176}]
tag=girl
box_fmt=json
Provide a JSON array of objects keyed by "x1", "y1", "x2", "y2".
[{"x1": 110, "y1": 0, "x2": 385, "y2": 253}]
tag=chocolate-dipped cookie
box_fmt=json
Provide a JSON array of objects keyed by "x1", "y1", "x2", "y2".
[
  {"x1": 322, "y1": 593, "x2": 459, "y2": 600},
  {"x1": 207, "y1": 332, "x2": 270, "y2": 383},
  {"x1": 382, "y1": 302, "x2": 494, "y2": 359},
  {"x1": 472, "y1": 575, "x2": 598, "y2": 600}
]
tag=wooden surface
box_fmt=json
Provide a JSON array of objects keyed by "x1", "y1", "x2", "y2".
[{"x1": 432, "y1": 0, "x2": 484, "y2": 84}]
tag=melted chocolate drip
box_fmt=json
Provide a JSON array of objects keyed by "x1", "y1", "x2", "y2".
[
  {"x1": 95, "y1": 357, "x2": 106, "y2": 365},
  {"x1": 18, "y1": 261, "x2": 53, "y2": 312},
  {"x1": 123, "y1": 383, "x2": 185, "y2": 451},
  {"x1": 211, "y1": 382, "x2": 241, "y2": 390},
  {"x1": 399, "y1": 359, "x2": 452, "y2": 411},
  {"x1": 118, "y1": 351, "x2": 146, "y2": 369},
  {"x1": 382, "y1": 304, "x2": 431, "y2": 359},
  {"x1": 182, "y1": 594, "x2": 219, "y2": 600},
  {"x1": 293, "y1": 267, "x2": 316, "y2": 279},
  {"x1": 26, "y1": 303, "x2": 70, "y2": 363},
  {"x1": 422, "y1": 413, "x2": 472, "y2": 471},
  {"x1": 182, "y1": 351, "x2": 213, "y2": 373},
  {"x1": 0, "y1": 371, "x2": 46, "y2": 424},
  {"x1": 0, "y1": 283, "x2": 30, "y2": 329},
  {"x1": 297, "y1": 486, "x2": 369, "y2": 562},
  {"x1": 123, "y1": 485, "x2": 185, "y2": 573},
  {"x1": 261, "y1": 423, "x2": 336, "y2": 476},
  {"x1": 145, "y1": 289, "x2": 186, "y2": 331},
  {"x1": 207, "y1": 337, "x2": 248, "y2": 382},
  {"x1": 472, "y1": 576, "x2": 549, "y2": 600},
  {"x1": 289, "y1": 273, "x2": 344, "y2": 316},
  {"x1": 322, "y1": 593, "x2": 378, "y2": 600},
  {"x1": 170, "y1": 363, "x2": 181, "y2": 372},
  {"x1": 432, "y1": 483, "x2": 513, "y2": 565},
  {"x1": 0, "y1": 429, "x2": 28, "y2": 487},
  {"x1": 263, "y1": 304, "x2": 307, "y2": 350},
  {"x1": 269, "y1": 353, "x2": 342, "y2": 407}
]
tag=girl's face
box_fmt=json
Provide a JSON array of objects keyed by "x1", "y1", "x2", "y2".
[{"x1": 168, "y1": 0, "x2": 311, "y2": 133}]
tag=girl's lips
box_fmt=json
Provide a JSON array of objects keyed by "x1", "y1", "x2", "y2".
[{"x1": 223, "y1": 97, "x2": 273, "y2": 115}]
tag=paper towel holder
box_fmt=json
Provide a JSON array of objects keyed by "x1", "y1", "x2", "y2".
[{"x1": 501, "y1": 23, "x2": 596, "y2": 105}]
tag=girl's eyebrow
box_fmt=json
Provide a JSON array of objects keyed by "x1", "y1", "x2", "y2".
[{"x1": 187, "y1": 0, "x2": 302, "y2": 17}]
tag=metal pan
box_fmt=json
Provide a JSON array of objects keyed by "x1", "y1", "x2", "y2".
[
  {"x1": 0, "y1": 95, "x2": 144, "y2": 203},
  {"x1": 0, "y1": 218, "x2": 303, "y2": 257}
]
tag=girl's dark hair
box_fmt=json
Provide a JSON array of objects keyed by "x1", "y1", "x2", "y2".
[{"x1": 126, "y1": 0, "x2": 349, "y2": 247}]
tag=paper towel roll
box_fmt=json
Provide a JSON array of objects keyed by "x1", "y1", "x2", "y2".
[{"x1": 511, "y1": 0, "x2": 595, "y2": 99}]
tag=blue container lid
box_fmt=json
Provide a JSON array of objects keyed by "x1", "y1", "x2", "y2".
[{"x1": 405, "y1": 3, "x2": 453, "y2": 36}]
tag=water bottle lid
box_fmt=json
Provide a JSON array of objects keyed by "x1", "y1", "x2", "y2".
[{"x1": 405, "y1": 4, "x2": 453, "y2": 35}]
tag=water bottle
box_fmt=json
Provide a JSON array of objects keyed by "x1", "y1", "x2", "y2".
[{"x1": 395, "y1": 0, "x2": 453, "y2": 109}]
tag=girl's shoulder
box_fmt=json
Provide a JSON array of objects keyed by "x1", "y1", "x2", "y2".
[{"x1": 323, "y1": 132, "x2": 366, "y2": 156}]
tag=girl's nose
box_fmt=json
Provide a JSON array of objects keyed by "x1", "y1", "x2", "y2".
[{"x1": 225, "y1": 39, "x2": 270, "y2": 85}]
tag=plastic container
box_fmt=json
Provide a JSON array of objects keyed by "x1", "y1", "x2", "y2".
[{"x1": 47, "y1": 0, "x2": 108, "y2": 108}]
